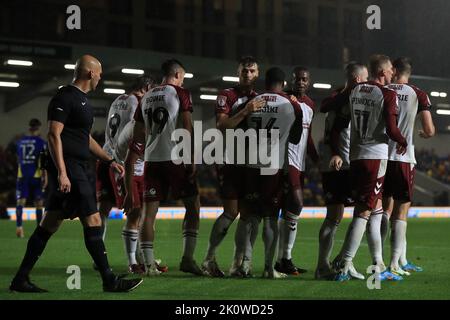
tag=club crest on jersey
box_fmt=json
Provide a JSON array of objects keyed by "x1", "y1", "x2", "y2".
[{"x1": 217, "y1": 95, "x2": 227, "y2": 108}]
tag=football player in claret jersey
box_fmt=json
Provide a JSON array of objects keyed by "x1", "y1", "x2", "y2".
[
  {"x1": 275, "y1": 67, "x2": 319, "y2": 275},
  {"x1": 315, "y1": 62, "x2": 368, "y2": 280},
  {"x1": 15, "y1": 119, "x2": 47, "y2": 238},
  {"x1": 382, "y1": 57, "x2": 435, "y2": 276},
  {"x1": 201, "y1": 56, "x2": 266, "y2": 278},
  {"x1": 97, "y1": 76, "x2": 154, "y2": 243},
  {"x1": 242, "y1": 67, "x2": 303, "y2": 278},
  {"x1": 332, "y1": 54, "x2": 408, "y2": 281},
  {"x1": 126, "y1": 59, "x2": 203, "y2": 276}
]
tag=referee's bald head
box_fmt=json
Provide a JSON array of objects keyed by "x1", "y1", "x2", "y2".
[{"x1": 73, "y1": 55, "x2": 103, "y2": 92}]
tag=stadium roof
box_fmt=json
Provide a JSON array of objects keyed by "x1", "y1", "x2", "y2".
[{"x1": 1, "y1": 38, "x2": 450, "y2": 132}]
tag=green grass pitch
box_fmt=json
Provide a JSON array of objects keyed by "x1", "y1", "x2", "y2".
[{"x1": 1, "y1": 218, "x2": 449, "y2": 300}]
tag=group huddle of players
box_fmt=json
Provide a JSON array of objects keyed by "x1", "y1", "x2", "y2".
[{"x1": 15, "y1": 54, "x2": 434, "y2": 282}]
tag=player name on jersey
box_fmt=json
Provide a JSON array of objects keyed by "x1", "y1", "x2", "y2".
[{"x1": 350, "y1": 97, "x2": 376, "y2": 107}]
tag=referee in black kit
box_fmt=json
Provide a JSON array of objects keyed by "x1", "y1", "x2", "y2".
[{"x1": 9, "y1": 55, "x2": 143, "y2": 293}]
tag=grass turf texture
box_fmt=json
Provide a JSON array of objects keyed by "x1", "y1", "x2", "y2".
[{"x1": 1, "y1": 218, "x2": 449, "y2": 300}]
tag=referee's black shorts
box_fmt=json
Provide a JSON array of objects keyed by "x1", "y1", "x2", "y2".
[{"x1": 45, "y1": 158, "x2": 97, "y2": 219}]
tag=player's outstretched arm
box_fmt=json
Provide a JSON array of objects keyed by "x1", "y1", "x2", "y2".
[
  {"x1": 89, "y1": 135, "x2": 125, "y2": 176},
  {"x1": 329, "y1": 106, "x2": 350, "y2": 157},
  {"x1": 216, "y1": 98, "x2": 265, "y2": 130},
  {"x1": 319, "y1": 88, "x2": 349, "y2": 113},
  {"x1": 89, "y1": 134, "x2": 113, "y2": 161},
  {"x1": 419, "y1": 110, "x2": 435, "y2": 138},
  {"x1": 48, "y1": 120, "x2": 70, "y2": 193}
]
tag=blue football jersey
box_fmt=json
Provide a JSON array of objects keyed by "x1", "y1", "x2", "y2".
[{"x1": 16, "y1": 135, "x2": 47, "y2": 178}]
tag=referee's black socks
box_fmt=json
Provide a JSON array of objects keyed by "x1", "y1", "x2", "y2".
[
  {"x1": 14, "y1": 225, "x2": 53, "y2": 281},
  {"x1": 83, "y1": 226, "x2": 115, "y2": 284}
]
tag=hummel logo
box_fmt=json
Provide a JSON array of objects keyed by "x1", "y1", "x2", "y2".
[{"x1": 374, "y1": 182, "x2": 382, "y2": 195}]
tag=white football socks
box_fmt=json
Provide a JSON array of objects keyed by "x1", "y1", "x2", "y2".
[
  {"x1": 141, "y1": 241, "x2": 155, "y2": 266},
  {"x1": 366, "y1": 208, "x2": 384, "y2": 266},
  {"x1": 400, "y1": 240, "x2": 408, "y2": 267},
  {"x1": 245, "y1": 215, "x2": 261, "y2": 262},
  {"x1": 341, "y1": 216, "x2": 368, "y2": 263},
  {"x1": 317, "y1": 218, "x2": 339, "y2": 269},
  {"x1": 277, "y1": 211, "x2": 299, "y2": 261},
  {"x1": 390, "y1": 219, "x2": 407, "y2": 269},
  {"x1": 380, "y1": 211, "x2": 389, "y2": 248},
  {"x1": 263, "y1": 216, "x2": 278, "y2": 270},
  {"x1": 205, "y1": 212, "x2": 235, "y2": 260},
  {"x1": 233, "y1": 217, "x2": 251, "y2": 264},
  {"x1": 121, "y1": 228, "x2": 139, "y2": 265}
]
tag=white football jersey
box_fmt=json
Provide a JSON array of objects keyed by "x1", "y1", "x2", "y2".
[
  {"x1": 386, "y1": 83, "x2": 431, "y2": 164},
  {"x1": 136, "y1": 84, "x2": 193, "y2": 162},
  {"x1": 103, "y1": 94, "x2": 139, "y2": 157},
  {"x1": 245, "y1": 92, "x2": 302, "y2": 170},
  {"x1": 347, "y1": 81, "x2": 398, "y2": 161},
  {"x1": 288, "y1": 102, "x2": 314, "y2": 171},
  {"x1": 113, "y1": 120, "x2": 144, "y2": 176}
]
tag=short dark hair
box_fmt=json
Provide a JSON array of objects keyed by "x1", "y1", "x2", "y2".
[
  {"x1": 29, "y1": 118, "x2": 41, "y2": 129},
  {"x1": 368, "y1": 54, "x2": 391, "y2": 77},
  {"x1": 238, "y1": 56, "x2": 258, "y2": 68},
  {"x1": 161, "y1": 59, "x2": 185, "y2": 77},
  {"x1": 293, "y1": 66, "x2": 309, "y2": 74},
  {"x1": 130, "y1": 75, "x2": 156, "y2": 91},
  {"x1": 265, "y1": 67, "x2": 285, "y2": 87},
  {"x1": 345, "y1": 62, "x2": 366, "y2": 79},
  {"x1": 393, "y1": 57, "x2": 412, "y2": 77}
]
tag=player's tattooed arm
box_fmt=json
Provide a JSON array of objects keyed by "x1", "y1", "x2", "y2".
[
  {"x1": 419, "y1": 110, "x2": 435, "y2": 138},
  {"x1": 216, "y1": 98, "x2": 266, "y2": 130},
  {"x1": 48, "y1": 120, "x2": 70, "y2": 193}
]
